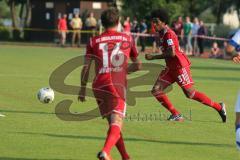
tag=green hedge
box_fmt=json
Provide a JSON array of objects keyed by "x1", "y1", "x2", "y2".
[
  {"x1": 0, "y1": 27, "x2": 11, "y2": 40},
  {"x1": 213, "y1": 24, "x2": 232, "y2": 38}
]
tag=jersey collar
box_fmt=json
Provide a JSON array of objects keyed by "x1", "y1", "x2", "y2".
[
  {"x1": 159, "y1": 26, "x2": 169, "y2": 36},
  {"x1": 105, "y1": 29, "x2": 118, "y2": 33}
]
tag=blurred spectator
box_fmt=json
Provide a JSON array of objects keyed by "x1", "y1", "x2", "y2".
[
  {"x1": 192, "y1": 17, "x2": 200, "y2": 56},
  {"x1": 150, "y1": 21, "x2": 157, "y2": 53},
  {"x1": 131, "y1": 17, "x2": 139, "y2": 45},
  {"x1": 131, "y1": 17, "x2": 138, "y2": 32},
  {"x1": 58, "y1": 14, "x2": 68, "y2": 47},
  {"x1": 210, "y1": 42, "x2": 221, "y2": 58},
  {"x1": 85, "y1": 12, "x2": 97, "y2": 37},
  {"x1": 123, "y1": 16, "x2": 131, "y2": 33},
  {"x1": 70, "y1": 14, "x2": 82, "y2": 47},
  {"x1": 197, "y1": 20, "x2": 207, "y2": 54},
  {"x1": 117, "y1": 17, "x2": 123, "y2": 32},
  {"x1": 139, "y1": 19, "x2": 147, "y2": 52},
  {"x1": 183, "y1": 16, "x2": 193, "y2": 55},
  {"x1": 172, "y1": 16, "x2": 184, "y2": 46},
  {"x1": 97, "y1": 19, "x2": 103, "y2": 34},
  {"x1": 223, "y1": 41, "x2": 231, "y2": 59}
]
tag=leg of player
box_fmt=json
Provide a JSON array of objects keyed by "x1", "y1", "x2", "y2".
[
  {"x1": 236, "y1": 113, "x2": 240, "y2": 150},
  {"x1": 105, "y1": 116, "x2": 130, "y2": 160},
  {"x1": 236, "y1": 113, "x2": 240, "y2": 146},
  {"x1": 98, "y1": 113, "x2": 123, "y2": 160},
  {"x1": 235, "y1": 95, "x2": 240, "y2": 149},
  {"x1": 115, "y1": 133, "x2": 130, "y2": 160},
  {"x1": 236, "y1": 113, "x2": 240, "y2": 126},
  {"x1": 182, "y1": 86, "x2": 226, "y2": 122},
  {"x1": 151, "y1": 79, "x2": 183, "y2": 121}
]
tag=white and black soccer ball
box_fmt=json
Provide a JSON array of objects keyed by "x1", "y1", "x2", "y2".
[
  {"x1": 37, "y1": 87, "x2": 54, "y2": 103},
  {"x1": 236, "y1": 127, "x2": 240, "y2": 150}
]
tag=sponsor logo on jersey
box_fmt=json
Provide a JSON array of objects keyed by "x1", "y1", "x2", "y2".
[{"x1": 167, "y1": 39, "x2": 173, "y2": 46}]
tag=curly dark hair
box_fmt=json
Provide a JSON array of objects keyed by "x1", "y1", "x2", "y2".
[
  {"x1": 101, "y1": 8, "x2": 119, "y2": 28},
  {"x1": 151, "y1": 9, "x2": 169, "y2": 24}
]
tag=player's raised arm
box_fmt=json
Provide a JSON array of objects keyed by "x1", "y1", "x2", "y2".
[{"x1": 78, "y1": 41, "x2": 93, "y2": 102}]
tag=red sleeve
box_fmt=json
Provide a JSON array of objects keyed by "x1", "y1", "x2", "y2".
[
  {"x1": 164, "y1": 32, "x2": 175, "y2": 48},
  {"x1": 130, "y1": 36, "x2": 138, "y2": 58},
  {"x1": 85, "y1": 38, "x2": 93, "y2": 60}
]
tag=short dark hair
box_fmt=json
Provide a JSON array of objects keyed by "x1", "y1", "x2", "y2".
[
  {"x1": 101, "y1": 8, "x2": 119, "y2": 28},
  {"x1": 151, "y1": 9, "x2": 169, "y2": 24}
]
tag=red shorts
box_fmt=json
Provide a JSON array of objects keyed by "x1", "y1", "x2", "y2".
[
  {"x1": 92, "y1": 84, "x2": 126, "y2": 118},
  {"x1": 159, "y1": 66, "x2": 194, "y2": 89}
]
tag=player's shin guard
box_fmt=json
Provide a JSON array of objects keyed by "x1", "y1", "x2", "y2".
[
  {"x1": 103, "y1": 123, "x2": 121, "y2": 155},
  {"x1": 155, "y1": 94, "x2": 180, "y2": 115},
  {"x1": 116, "y1": 133, "x2": 130, "y2": 159},
  {"x1": 191, "y1": 91, "x2": 221, "y2": 111}
]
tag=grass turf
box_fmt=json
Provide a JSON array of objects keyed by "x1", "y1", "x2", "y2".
[{"x1": 0, "y1": 45, "x2": 240, "y2": 160}]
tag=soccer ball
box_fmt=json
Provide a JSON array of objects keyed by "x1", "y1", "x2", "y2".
[
  {"x1": 37, "y1": 87, "x2": 54, "y2": 103},
  {"x1": 236, "y1": 127, "x2": 240, "y2": 150}
]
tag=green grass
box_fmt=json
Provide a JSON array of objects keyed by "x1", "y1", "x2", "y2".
[{"x1": 0, "y1": 45, "x2": 240, "y2": 160}]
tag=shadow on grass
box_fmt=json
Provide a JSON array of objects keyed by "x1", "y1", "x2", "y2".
[
  {"x1": 191, "y1": 66, "x2": 240, "y2": 72},
  {"x1": 13, "y1": 132, "x2": 234, "y2": 148},
  {"x1": 0, "y1": 110, "x2": 86, "y2": 116},
  {"x1": 0, "y1": 109, "x2": 55, "y2": 115},
  {"x1": 194, "y1": 76, "x2": 240, "y2": 82},
  {"x1": 0, "y1": 158, "x2": 76, "y2": 160},
  {"x1": 191, "y1": 119, "x2": 222, "y2": 123}
]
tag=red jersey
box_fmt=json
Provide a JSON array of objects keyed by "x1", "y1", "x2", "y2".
[
  {"x1": 85, "y1": 30, "x2": 138, "y2": 89},
  {"x1": 172, "y1": 20, "x2": 183, "y2": 36},
  {"x1": 123, "y1": 21, "x2": 131, "y2": 33},
  {"x1": 58, "y1": 18, "x2": 67, "y2": 31},
  {"x1": 157, "y1": 26, "x2": 191, "y2": 69},
  {"x1": 150, "y1": 22, "x2": 156, "y2": 34}
]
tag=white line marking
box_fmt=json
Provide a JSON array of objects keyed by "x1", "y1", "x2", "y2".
[{"x1": 0, "y1": 113, "x2": 6, "y2": 117}]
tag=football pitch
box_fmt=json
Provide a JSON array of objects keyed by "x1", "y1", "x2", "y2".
[{"x1": 1, "y1": 45, "x2": 240, "y2": 160}]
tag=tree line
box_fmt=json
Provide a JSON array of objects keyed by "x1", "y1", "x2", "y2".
[
  {"x1": 121, "y1": 0, "x2": 240, "y2": 24},
  {"x1": 0, "y1": 0, "x2": 240, "y2": 40}
]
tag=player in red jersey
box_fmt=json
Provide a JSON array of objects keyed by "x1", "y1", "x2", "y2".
[
  {"x1": 145, "y1": 9, "x2": 226, "y2": 122},
  {"x1": 78, "y1": 8, "x2": 141, "y2": 160}
]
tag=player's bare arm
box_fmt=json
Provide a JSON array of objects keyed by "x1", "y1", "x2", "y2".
[
  {"x1": 127, "y1": 57, "x2": 142, "y2": 74},
  {"x1": 226, "y1": 31, "x2": 240, "y2": 63},
  {"x1": 145, "y1": 46, "x2": 176, "y2": 60},
  {"x1": 226, "y1": 43, "x2": 240, "y2": 63},
  {"x1": 232, "y1": 54, "x2": 240, "y2": 63},
  {"x1": 78, "y1": 58, "x2": 92, "y2": 102}
]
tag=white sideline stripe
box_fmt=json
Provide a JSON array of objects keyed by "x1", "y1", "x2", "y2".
[{"x1": 0, "y1": 113, "x2": 6, "y2": 117}]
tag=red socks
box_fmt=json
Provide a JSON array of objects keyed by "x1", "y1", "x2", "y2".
[
  {"x1": 155, "y1": 94, "x2": 180, "y2": 115},
  {"x1": 154, "y1": 91, "x2": 221, "y2": 115},
  {"x1": 102, "y1": 124, "x2": 130, "y2": 159},
  {"x1": 116, "y1": 133, "x2": 130, "y2": 159},
  {"x1": 191, "y1": 91, "x2": 221, "y2": 111},
  {"x1": 103, "y1": 124, "x2": 121, "y2": 155}
]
